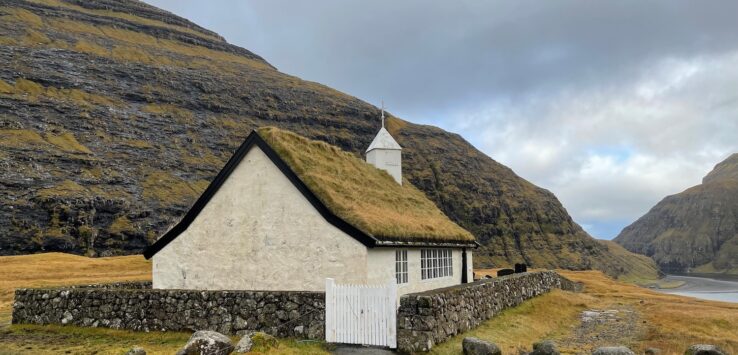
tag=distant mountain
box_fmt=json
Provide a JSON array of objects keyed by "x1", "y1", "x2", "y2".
[
  {"x1": 615, "y1": 154, "x2": 738, "y2": 274},
  {"x1": 0, "y1": 0, "x2": 652, "y2": 278}
]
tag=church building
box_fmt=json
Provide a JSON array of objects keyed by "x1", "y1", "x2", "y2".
[{"x1": 144, "y1": 119, "x2": 477, "y2": 295}]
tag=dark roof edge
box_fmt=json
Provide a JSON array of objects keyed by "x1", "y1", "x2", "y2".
[
  {"x1": 143, "y1": 130, "x2": 379, "y2": 259},
  {"x1": 374, "y1": 240, "x2": 479, "y2": 248}
]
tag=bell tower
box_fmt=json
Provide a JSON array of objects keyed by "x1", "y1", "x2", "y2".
[{"x1": 366, "y1": 102, "x2": 402, "y2": 184}]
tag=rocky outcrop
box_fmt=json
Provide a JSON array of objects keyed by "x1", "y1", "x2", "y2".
[
  {"x1": 0, "y1": 0, "x2": 650, "y2": 277},
  {"x1": 615, "y1": 154, "x2": 738, "y2": 274}
]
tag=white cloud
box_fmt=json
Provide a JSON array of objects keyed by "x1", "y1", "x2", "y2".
[
  {"x1": 454, "y1": 53, "x2": 738, "y2": 238},
  {"x1": 146, "y1": 0, "x2": 738, "y2": 238}
]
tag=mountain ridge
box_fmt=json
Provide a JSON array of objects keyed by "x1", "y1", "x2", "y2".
[
  {"x1": 615, "y1": 154, "x2": 738, "y2": 274},
  {"x1": 0, "y1": 0, "x2": 657, "y2": 279}
]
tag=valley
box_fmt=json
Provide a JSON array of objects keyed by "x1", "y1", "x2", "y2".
[{"x1": 0, "y1": 0, "x2": 656, "y2": 279}]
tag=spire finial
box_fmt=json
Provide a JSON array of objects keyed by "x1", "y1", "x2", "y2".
[{"x1": 381, "y1": 100, "x2": 385, "y2": 128}]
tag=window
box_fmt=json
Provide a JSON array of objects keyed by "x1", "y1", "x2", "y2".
[
  {"x1": 421, "y1": 249, "x2": 452, "y2": 280},
  {"x1": 395, "y1": 250, "x2": 408, "y2": 284}
]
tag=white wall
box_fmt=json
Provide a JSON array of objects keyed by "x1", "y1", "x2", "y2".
[
  {"x1": 366, "y1": 248, "x2": 474, "y2": 295},
  {"x1": 366, "y1": 149, "x2": 402, "y2": 185},
  {"x1": 152, "y1": 145, "x2": 369, "y2": 291}
]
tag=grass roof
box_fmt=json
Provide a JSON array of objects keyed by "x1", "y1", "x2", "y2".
[{"x1": 258, "y1": 127, "x2": 475, "y2": 244}]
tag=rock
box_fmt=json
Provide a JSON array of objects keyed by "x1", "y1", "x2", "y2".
[
  {"x1": 125, "y1": 346, "x2": 146, "y2": 355},
  {"x1": 645, "y1": 348, "x2": 661, "y2": 355},
  {"x1": 234, "y1": 335, "x2": 252, "y2": 353},
  {"x1": 530, "y1": 340, "x2": 559, "y2": 355},
  {"x1": 250, "y1": 332, "x2": 278, "y2": 351},
  {"x1": 462, "y1": 337, "x2": 501, "y2": 355},
  {"x1": 684, "y1": 344, "x2": 727, "y2": 355},
  {"x1": 592, "y1": 346, "x2": 635, "y2": 355},
  {"x1": 176, "y1": 330, "x2": 234, "y2": 355}
]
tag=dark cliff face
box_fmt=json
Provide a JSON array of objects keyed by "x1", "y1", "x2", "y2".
[
  {"x1": 0, "y1": 0, "x2": 647, "y2": 276},
  {"x1": 615, "y1": 154, "x2": 738, "y2": 274}
]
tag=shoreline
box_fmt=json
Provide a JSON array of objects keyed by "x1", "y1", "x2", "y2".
[{"x1": 653, "y1": 274, "x2": 738, "y2": 303}]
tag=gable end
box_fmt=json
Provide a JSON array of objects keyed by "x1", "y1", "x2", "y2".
[{"x1": 143, "y1": 130, "x2": 378, "y2": 259}]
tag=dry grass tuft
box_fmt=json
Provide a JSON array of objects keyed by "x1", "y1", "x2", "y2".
[
  {"x1": 142, "y1": 103, "x2": 194, "y2": 123},
  {"x1": 258, "y1": 127, "x2": 474, "y2": 243},
  {"x1": 0, "y1": 7, "x2": 43, "y2": 27},
  {"x1": 142, "y1": 170, "x2": 204, "y2": 205},
  {"x1": 14, "y1": 78, "x2": 45, "y2": 97},
  {"x1": 26, "y1": 0, "x2": 222, "y2": 42},
  {"x1": 44, "y1": 132, "x2": 92, "y2": 154},
  {"x1": 0, "y1": 129, "x2": 48, "y2": 149},
  {"x1": 73, "y1": 39, "x2": 109, "y2": 57},
  {"x1": 108, "y1": 216, "x2": 135, "y2": 235},
  {"x1": 0, "y1": 129, "x2": 93, "y2": 155},
  {"x1": 4, "y1": 78, "x2": 120, "y2": 108},
  {"x1": 0, "y1": 79, "x2": 14, "y2": 94},
  {"x1": 36, "y1": 180, "x2": 88, "y2": 199},
  {"x1": 21, "y1": 29, "x2": 51, "y2": 46}
]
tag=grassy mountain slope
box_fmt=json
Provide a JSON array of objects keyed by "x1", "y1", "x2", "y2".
[
  {"x1": 615, "y1": 154, "x2": 738, "y2": 274},
  {"x1": 597, "y1": 240, "x2": 662, "y2": 283},
  {"x1": 0, "y1": 0, "x2": 650, "y2": 276}
]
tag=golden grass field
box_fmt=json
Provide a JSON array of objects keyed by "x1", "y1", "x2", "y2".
[{"x1": 0, "y1": 253, "x2": 737, "y2": 354}]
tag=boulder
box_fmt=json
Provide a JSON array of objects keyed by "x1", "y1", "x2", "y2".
[
  {"x1": 234, "y1": 335, "x2": 253, "y2": 353},
  {"x1": 125, "y1": 346, "x2": 146, "y2": 355},
  {"x1": 530, "y1": 340, "x2": 559, "y2": 355},
  {"x1": 462, "y1": 337, "x2": 501, "y2": 355},
  {"x1": 645, "y1": 348, "x2": 661, "y2": 355},
  {"x1": 176, "y1": 330, "x2": 234, "y2": 355},
  {"x1": 592, "y1": 346, "x2": 635, "y2": 355},
  {"x1": 684, "y1": 344, "x2": 727, "y2": 355}
]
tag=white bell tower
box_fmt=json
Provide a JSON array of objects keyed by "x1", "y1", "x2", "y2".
[{"x1": 366, "y1": 102, "x2": 402, "y2": 184}]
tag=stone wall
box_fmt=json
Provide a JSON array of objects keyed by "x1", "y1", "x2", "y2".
[
  {"x1": 12, "y1": 271, "x2": 579, "y2": 351},
  {"x1": 397, "y1": 271, "x2": 580, "y2": 352},
  {"x1": 12, "y1": 286, "x2": 325, "y2": 339}
]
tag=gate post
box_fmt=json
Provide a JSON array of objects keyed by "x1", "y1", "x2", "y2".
[
  {"x1": 387, "y1": 278, "x2": 398, "y2": 348},
  {"x1": 325, "y1": 278, "x2": 335, "y2": 343}
]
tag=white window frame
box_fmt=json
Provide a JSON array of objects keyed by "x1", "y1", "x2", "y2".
[
  {"x1": 421, "y1": 249, "x2": 452, "y2": 280},
  {"x1": 395, "y1": 250, "x2": 408, "y2": 284}
]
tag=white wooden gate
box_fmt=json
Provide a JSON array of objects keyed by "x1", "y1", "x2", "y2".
[{"x1": 325, "y1": 278, "x2": 398, "y2": 348}]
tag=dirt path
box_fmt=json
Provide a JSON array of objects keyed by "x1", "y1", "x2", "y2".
[{"x1": 558, "y1": 305, "x2": 644, "y2": 354}]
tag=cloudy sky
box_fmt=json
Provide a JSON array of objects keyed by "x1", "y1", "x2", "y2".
[{"x1": 149, "y1": 0, "x2": 738, "y2": 239}]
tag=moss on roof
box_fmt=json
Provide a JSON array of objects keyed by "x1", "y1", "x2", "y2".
[{"x1": 258, "y1": 126, "x2": 475, "y2": 244}]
